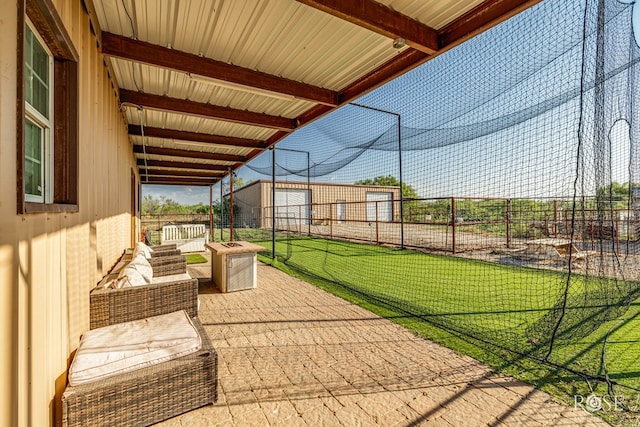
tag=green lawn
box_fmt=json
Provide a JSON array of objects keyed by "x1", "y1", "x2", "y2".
[
  {"x1": 255, "y1": 236, "x2": 640, "y2": 424},
  {"x1": 185, "y1": 253, "x2": 207, "y2": 264}
]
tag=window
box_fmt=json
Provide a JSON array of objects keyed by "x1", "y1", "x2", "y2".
[
  {"x1": 18, "y1": 0, "x2": 79, "y2": 213},
  {"x1": 24, "y1": 23, "x2": 53, "y2": 203}
]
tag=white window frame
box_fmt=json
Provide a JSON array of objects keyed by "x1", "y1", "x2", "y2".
[{"x1": 24, "y1": 20, "x2": 54, "y2": 204}]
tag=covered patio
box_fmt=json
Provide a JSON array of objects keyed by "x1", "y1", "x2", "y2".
[
  {"x1": 4, "y1": 0, "x2": 636, "y2": 425},
  {"x1": 154, "y1": 256, "x2": 607, "y2": 426}
]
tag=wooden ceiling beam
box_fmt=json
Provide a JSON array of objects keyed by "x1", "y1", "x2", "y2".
[
  {"x1": 296, "y1": 0, "x2": 439, "y2": 54},
  {"x1": 137, "y1": 159, "x2": 229, "y2": 171},
  {"x1": 438, "y1": 0, "x2": 542, "y2": 50},
  {"x1": 128, "y1": 125, "x2": 268, "y2": 150},
  {"x1": 141, "y1": 176, "x2": 219, "y2": 186},
  {"x1": 133, "y1": 145, "x2": 247, "y2": 163},
  {"x1": 101, "y1": 32, "x2": 338, "y2": 106},
  {"x1": 139, "y1": 168, "x2": 224, "y2": 178},
  {"x1": 121, "y1": 89, "x2": 296, "y2": 131}
]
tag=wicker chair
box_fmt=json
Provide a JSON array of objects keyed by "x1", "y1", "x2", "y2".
[
  {"x1": 90, "y1": 254, "x2": 196, "y2": 329},
  {"x1": 62, "y1": 316, "x2": 217, "y2": 427}
]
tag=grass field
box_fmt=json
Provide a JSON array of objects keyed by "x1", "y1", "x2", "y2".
[
  {"x1": 185, "y1": 253, "x2": 208, "y2": 264},
  {"x1": 254, "y1": 236, "x2": 640, "y2": 424}
]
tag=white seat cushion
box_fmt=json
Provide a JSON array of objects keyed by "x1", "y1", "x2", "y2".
[
  {"x1": 150, "y1": 272, "x2": 192, "y2": 284},
  {"x1": 68, "y1": 310, "x2": 201, "y2": 386}
]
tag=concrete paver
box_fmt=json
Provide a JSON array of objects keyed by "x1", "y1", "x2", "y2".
[{"x1": 154, "y1": 258, "x2": 609, "y2": 426}]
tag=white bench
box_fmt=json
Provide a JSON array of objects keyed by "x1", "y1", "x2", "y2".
[{"x1": 161, "y1": 224, "x2": 208, "y2": 253}]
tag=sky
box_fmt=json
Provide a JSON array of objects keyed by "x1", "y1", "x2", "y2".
[{"x1": 142, "y1": 184, "x2": 215, "y2": 205}]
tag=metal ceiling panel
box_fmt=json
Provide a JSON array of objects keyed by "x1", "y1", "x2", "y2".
[
  {"x1": 110, "y1": 59, "x2": 315, "y2": 117},
  {"x1": 130, "y1": 136, "x2": 257, "y2": 156},
  {"x1": 97, "y1": 0, "x2": 401, "y2": 91},
  {"x1": 123, "y1": 108, "x2": 278, "y2": 141}
]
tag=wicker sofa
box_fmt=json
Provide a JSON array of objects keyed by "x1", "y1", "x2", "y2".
[
  {"x1": 146, "y1": 242, "x2": 182, "y2": 257},
  {"x1": 89, "y1": 250, "x2": 197, "y2": 329}
]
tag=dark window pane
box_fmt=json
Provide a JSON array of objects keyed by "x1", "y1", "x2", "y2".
[{"x1": 24, "y1": 119, "x2": 43, "y2": 197}]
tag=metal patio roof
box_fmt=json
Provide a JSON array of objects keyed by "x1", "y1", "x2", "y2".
[{"x1": 86, "y1": 0, "x2": 540, "y2": 186}]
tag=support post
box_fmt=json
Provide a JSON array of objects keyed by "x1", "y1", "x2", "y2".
[
  {"x1": 271, "y1": 147, "x2": 276, "y2": 259},
  {"x1": 229, "y1": 168, "x2": 234, "y2": 242},
  {"x1": 209, "y1": 184, "x2": 213, "y2": 242},
  {"x1": 307, "y1": 151, "x2": 311, "y2": 236},
  {"x1": 397, "y1": 113, "x2": 404, "y2": 249},
  {"x1": 350, "y1": 102, "x2": 403, "y2": 248}
]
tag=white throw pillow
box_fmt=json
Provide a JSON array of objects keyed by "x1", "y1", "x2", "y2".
[
  {"x1": 135, "y1": 241, "x2": 153, "y2": 259},
  {"x1": 129, "y1": 254, "x2": 154, "y2": 283},
  {"x1": 119, "y1": 265, "x2": 147, "y2": 287}
]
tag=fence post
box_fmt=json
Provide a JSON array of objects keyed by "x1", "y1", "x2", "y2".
[
  {"x1": 375, "y1": 201, "x2": 380, "y2": 245},
  {"x1": 615, "y1": 216, "x2": 620, "y2": 253},
  {"x1": 330, "y1": 203, "x2": 333, "y2": 239},
  {"x1": 505, "y1": 198, "x2": 511, "y2": 248},
  {"x1": 553, "y1": 199, "x2": 558, "y2": 237},
  {"x1": 451, "y1": 197, "x2": 456, "y2": 254}
]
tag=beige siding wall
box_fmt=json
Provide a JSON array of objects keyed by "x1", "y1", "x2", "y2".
[
  {"x1": 0, "y1": 1, "x2": 137, "y2": 426},
  {"x1": 308, "y1": 183, "x2": 400, "y2": 223},
  {"x1": 234, "y1": 182, "x2": 263, "y2": 227},
  {"x1": 236, "y1": 181, "x2": 400, "y2": 228}
]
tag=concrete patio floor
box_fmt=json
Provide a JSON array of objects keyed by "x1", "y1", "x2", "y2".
[{"x1": 156, "y1": 253, "x2": 609, "y2": 426}]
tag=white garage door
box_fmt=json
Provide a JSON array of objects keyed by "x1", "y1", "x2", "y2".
[
  {"x1": 274, "y1": 189, "x2": 310, "y2": 226},
  {"x1": 366, "y1": 192, "x2": 392, "y2": 222}
]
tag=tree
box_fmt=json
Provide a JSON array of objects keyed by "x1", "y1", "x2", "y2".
[
  {"x1": 231, "y1": 176, "x2": 245, "y2": 189},
  {"x1": 354, "y1": 175, "x2": 419, "y2": 199},
  {"x1": 595, "y1": 181, "x2": 639, "y2": 209},
  {"x1": 157, "y1": 195, "x2": 180, "y2": 213},
  {"x1": 191, "y1": 202, "x2": 209, "y2": 214},
  {"x1": 141, "y1": 194, "x2": 189, "y2": 214},
  {"x1": 141, "y1": 194, "x2": 160, "y2": 214}
]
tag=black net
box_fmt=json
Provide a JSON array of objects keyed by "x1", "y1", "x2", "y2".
[{"x1": 227, "y1": 0, "x2": 640, "y2": 412}]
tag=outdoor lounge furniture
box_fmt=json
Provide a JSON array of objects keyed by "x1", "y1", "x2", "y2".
[
  {"x1": 161, "y1": 224, "x2": 209, "y2": 253},
  {"x1": 70, "y1": 242, "x2": 216, "y2": 426},
  {"x1": 89, "y1": 248, "x2": 197, "y2": 329},
  {"x1": 517, "y1": 238, "x2": 594, "y2": 265},
  {"x1": 136, "y1": 241, "x2": 183, "y2": 257},
  {"x1": 62, "y1": 311, "x2": 217, "y2": 427},
  {"x1": 146, "y1": 242, "x2": 182, "y2": 257}
]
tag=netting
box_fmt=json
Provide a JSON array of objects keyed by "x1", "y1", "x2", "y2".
[{"x1": 225, "y1": 0, "x2": 640, "y2": 413}]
